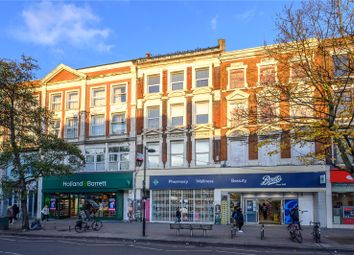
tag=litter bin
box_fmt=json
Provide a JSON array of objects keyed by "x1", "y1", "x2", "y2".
[{"x1": 0, "y1": 217, "x2": 9, "y2": 230}]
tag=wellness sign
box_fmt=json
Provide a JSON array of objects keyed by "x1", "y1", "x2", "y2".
[{"x1": 150, "y1": 172, "x2": 326, "y2": 190}]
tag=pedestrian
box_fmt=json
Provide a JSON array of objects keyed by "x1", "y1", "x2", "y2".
[
  {"x1": 7, "y1": 206, "x2": 14, "y2": 224},
  {"x1": 236, "y1": 208, "x2": 244, "y2": 233},
  {"x1": 232, "y1": 206, "x2": 238, "y2": 225},
  {"x1": 12, "y1": 204, "x2": 19, "y2": 222},
  {"x1": 175, "y1": 207, "x2": 181, "y2": 223},
  {"x1": 261, "y1": 203, "x2": 268, "y2": 220},
  {"x1": 41, "y1": 205, "x2": 49, "y2": 221},
  {"x1": 290, "y1": 205, "x2": 302, "y2": 230}
]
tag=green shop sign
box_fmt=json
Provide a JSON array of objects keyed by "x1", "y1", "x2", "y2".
[{"x1": 43, "y1": 172, "x2": 132, "y2": 192}]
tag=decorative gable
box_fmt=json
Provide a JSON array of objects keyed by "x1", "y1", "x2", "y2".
[
  {"x1": 42, "y1": 64, "x2": 86, "y2": 84},
  {"x1": 226, "y1": 89, "x2": 249, "y2": 101}
]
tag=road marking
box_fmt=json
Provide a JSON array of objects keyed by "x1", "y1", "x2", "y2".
[
  {"x1": 215, "y1": 249, "x2": 256, "y2": 255},
  {"x1": 0, "y1": 251, "x2": 23, "y2": 255},
  {"x1": 131, "y1": 245, "x2": 163, "y2": 251},
  {"x1": 0, "y1": 238, "x2": 16, "y2": 242}
]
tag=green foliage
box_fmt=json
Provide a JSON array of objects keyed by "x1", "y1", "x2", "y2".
[{"x1": 0, "y1": 56, "x2": 85, "y2": 229}]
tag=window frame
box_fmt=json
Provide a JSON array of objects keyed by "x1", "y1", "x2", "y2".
[
  {"x1": 195, "y1": 101, "x2": 209, "y2": 125},
  {"x1": 170, "y1": 103, "x2": 184, "y2": 127},
  {"x1": 195, "y1": 67, "x2": 210, "y2": 88},
  {"x1": 147, "y1": 74, "x2": 161, "y2": 94},
  {"x1": 147, "y1": 142, "x2": 160, "y2": 168},
  {"x1": 170, "y1": 140, "x2": 185, "y2": 168},
  {"x1": 111, "y1": 113, "x2": 126, "y2": 135},
  {"x1": 91, "y1": 114, "x2": 106, "y2": 137},
  {"x1": 111, "y1": 84, "x2": 127, "y2": 105},
  {"x1": 65, "y1": 117, "x2": 78, "y2": 139},
  {"x1": 51, "y1": 118, "x2": 61, "y2": 138},
  {"x1": 91, "y1": 87, "x2": 106, "y2": 107},
  {"x1": 170, "y1": 71, "x2": 184, "y2": 91},
  {"x1": 146, "y1": 106, "x2": 160, "y2": 129},
  {"x1": 51, "y1": 94, "x2": 62, "y2": 111},
  {"x1": 66, "y1": 91, "x2": 79, "y2": 110},
  {"x1": 195, "y1": 139, "x2": 210, "y2": 166},
  {"x1": 108, "y1": 145, "x2": 130, "y2": 171},
  {"x1": 227, "y1": 63, "x2": 248, "y2": 89}
]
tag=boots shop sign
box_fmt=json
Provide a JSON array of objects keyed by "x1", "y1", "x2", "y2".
[{"x1": 150, "y1": 172, "x2": 326, "y2": 190}]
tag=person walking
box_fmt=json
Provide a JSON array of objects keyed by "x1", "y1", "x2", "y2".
[
  {"x1": 41, "y1": 205, "x2": 49, "y2": 221},
  {"x1": 7, "y1": 206, "x2": 14, "y2": 224},
  {"x1": 236, "y1": 208, "x2": 244, "y2": 233},
  {"x1": 12, "y1": 204, "x2": 19, "y2": 222},
  {"x1": 175, "y1": 207, "x2": 181, "y2": 223}
]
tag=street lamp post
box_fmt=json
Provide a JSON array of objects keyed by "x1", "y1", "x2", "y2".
[{"x1": 142, "y1": 146, "x2": 155, "y2": 237}]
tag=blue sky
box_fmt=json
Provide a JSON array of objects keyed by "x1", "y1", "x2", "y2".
[{"x1": 0, "y1": 0, "x2": 295, "y2": 79}]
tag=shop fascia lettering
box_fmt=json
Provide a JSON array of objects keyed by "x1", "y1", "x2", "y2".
[{"x1": 62, "y1": 180, "x2": 107, "y2": 188}]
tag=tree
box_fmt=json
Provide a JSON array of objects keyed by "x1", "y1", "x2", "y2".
[
  {"x1": 232, "y1": 0, "x2": 354, "y2": 175},
  {"x1": 0, "y1": 56, "x2": 85, "y2": 230}
]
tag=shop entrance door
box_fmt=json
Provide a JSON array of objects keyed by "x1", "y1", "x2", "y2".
[
  {"x1": 245, "y1": 199, "x2": 258, "y2": 223},
  {"x1": 259, "y1": 199, "x2": 281, "y2": 224},
  {"x1": 70, "y1": 194, "x2": 79, "y2": 217}
]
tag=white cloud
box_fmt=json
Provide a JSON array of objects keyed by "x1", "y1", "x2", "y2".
[
  {"x1": 12, "y1": 1, "x2": 113, "y2": 52},
  {"x1": 210, "y1": 15, "x2": 218, "y2": 31},
  {"x1": 235, "y1": 8, "x2": 257, "y2": 23}
]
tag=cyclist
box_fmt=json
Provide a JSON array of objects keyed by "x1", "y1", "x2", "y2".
[{"x1": 290, "y1": 205, "x2": 302, "y2": 230}]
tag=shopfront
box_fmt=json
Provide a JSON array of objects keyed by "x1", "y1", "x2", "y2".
[
  {"x1": 150, "y1": 171, "x2": 326, "y2": 225},
  {"x1": 42, "y1": 172, "x2": 132, "y2": 220},
  {"x1": 331, "y1": 170, "x2": 354, "y2": 225}
]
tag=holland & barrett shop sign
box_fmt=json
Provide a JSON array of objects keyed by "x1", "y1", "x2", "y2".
[
  {"x1": 150, "y1": 172, "x2": 326, "y2": 190},
  {"x1": 43, "y1": 172, "x2": 132, "y2": 192}
]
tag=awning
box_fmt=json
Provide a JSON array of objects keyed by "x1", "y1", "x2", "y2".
[{"x1": 330, "y1": 170, "x2": 354, "y2": 183}]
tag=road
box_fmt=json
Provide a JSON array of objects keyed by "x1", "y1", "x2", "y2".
[{"x1": 0, "y1": 235, "x2": 350, "y2": 255}]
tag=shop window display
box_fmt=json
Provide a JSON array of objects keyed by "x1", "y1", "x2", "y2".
[{"x1": 151, "y1": 189, "x2": 214, "y2": 223}]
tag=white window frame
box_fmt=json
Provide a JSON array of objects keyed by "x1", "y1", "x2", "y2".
[
  {"x1": 51, "y1": 94, "x2": 62, "y2": 111},
  {"x1": 146, "y1": 142, "x2": 160, "y2": 169},
  {"x1": 108, "y1": 145, "x2": 130, "y2": 171},
  {"x1": 257, "y1": 59, "x2": 278, "y2": 86},
  {"x1": 195, "y1": 139, "x2": 210, "y2": 166},
  {"x1": 146, "y1": 106, "x2": 160, "y2": 129},
  {"x1": 169, "y1": 103, "x2": 184, "y2": 127},
  {"x1": 85, "y1": 148, "x2": 106, "y2": 172},
  {"x1": 51, "y1": 118, "x2": 61, "y2": 138},
  {"x1": 111, "y1": 113, "x2": 126, "y2": 135},
  {"x1": 227, "y1": 63, "x2": 248, "y2": 89},
  {"x1": 111, "y1": 84, "x2": 127, "y2": 105},
  {"x1": 169, "y1": 71, "x2": 185, "y2": 91},
  {"x1": 91, "y1": 115, "x2": 105, "y2": 137},
  {"x1": 91, "y1": 87, "x2": 106, "y2": 107},
  {"x1": 195, "y1": 101, "x2": 209, "y2": 125},
  {"x1": 170, "y1": 140, "x2": 185, "y2": 168},
  {"x1": 65, "y1": 117, "x2": 78, "y2": 139},
  {"x1": 66, "y1": 91, "x2": 79, "y2": 110},
  {"x1": 195, "y1": 67, "x2": 210, "y2": 88},
  {"x1": 147, "y1": 74, "x2": 161, "y2": 94}
]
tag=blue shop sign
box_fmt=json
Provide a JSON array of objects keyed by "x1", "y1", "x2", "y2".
[{"x1": 150, "y1": 172, "x2": 326, "y2": 190}]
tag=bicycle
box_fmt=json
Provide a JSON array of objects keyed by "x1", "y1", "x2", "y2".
[
  {"x1": 74, "y1": 210, "x2": 103, "y2": 233},
  {"x1": 310, "y1": 221, "x2": 321, "y2": 243},
  {"x1": 288, "y1": 222, "x2": 303, "y2": 243},
  {"x1": 260, "y1": 224, "x2": 265, "y2": 240}
]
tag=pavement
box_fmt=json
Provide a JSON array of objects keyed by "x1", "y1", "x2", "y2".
[{"x1": 1, "y1": 219, "x2": 354, "y2": 253}]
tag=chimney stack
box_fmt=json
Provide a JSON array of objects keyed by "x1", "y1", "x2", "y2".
[
  {"x1": 218, "y1": 38, "x2": 225, "y2": 51},
  {"x1": 145, "y1": 53, "x2": 151, "y2": 59}
]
